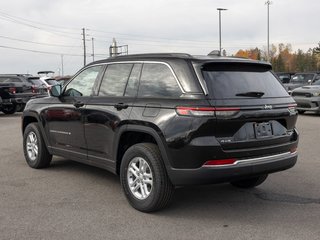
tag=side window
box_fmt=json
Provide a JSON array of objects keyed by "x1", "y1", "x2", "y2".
[
  {"x1": 99, "y1": 64, "x2": 133, "y2": 97},
  {"x1": 64, "y1": 66, "x2": 102, "y2": 97},
  {"x1": 138, "y1": 63, "x2": 182, "y2": 98},
  {"x1": 125, "y1": 64, "x2": 142, "y2": 97}
]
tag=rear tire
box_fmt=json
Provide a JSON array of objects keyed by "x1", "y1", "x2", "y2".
[
  {"x1": 120, "y1": 143, "x2": 174, "y2": 212},
  {"x1": 2, "y1": 104, "x2": 17, "y2": 114},
  {"x1": 230, "y1": 174, "x2": 268, "y2": 189},
  {"x1": 23, "y1": 123, "x2": 52, "y2": 169}
]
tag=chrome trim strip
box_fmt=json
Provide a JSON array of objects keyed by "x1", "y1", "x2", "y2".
[{"x1": 203, "y1": 151, "x2": 297, "y2": 168}]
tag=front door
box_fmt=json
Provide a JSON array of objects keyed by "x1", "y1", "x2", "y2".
[{"x1": 43, "y1": 65, "x2": 104, "y2": 161}]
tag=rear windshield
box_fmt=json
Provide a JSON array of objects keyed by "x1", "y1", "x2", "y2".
[
  {"x1": 28, "y1": 79, "x2": 43, "y2": 85},
  {"x1": 0, "y1": 77, "x2": 22, "y2": 83},
  {"x1": 45, "y1": 79, "x2": 59, "y2": 85},
  {"x1": 291, "y1": 74, "x2": 314, "y2": 83},
  {"x1": 201, "y1": 63, "x2": 288, "y2": 99}
]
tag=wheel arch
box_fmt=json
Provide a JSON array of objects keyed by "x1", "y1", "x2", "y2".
[
  {"x1": 114, "y1": 124, "x2": 173, "y2": 179},
  {"x1": 22, "y1": 112, "x2": 52, "y2": 154}
]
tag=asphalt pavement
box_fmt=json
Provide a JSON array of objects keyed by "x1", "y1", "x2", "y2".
[{"x1": 0, "y1": 112, "x2": 319, "y2": 240}]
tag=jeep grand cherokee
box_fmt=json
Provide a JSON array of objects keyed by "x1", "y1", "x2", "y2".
[{"x1": 22, "y1": 53, "x2": 299, "y2": 212}]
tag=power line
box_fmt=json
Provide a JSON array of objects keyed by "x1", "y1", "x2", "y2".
[
  {"x1": 0, "y1": 35, "x2": 81, "y2": 48},
  {"x1": 0, "y1": 16, "x2": 80, "y2": 40},
  {"x1": 0, "y1": 45, "x2": 82, "y2": 56},
  {"x1": 0, "y1": 10, "x2": 80, "y2": 32}
]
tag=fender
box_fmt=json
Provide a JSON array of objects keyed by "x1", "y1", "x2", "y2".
[
  {"x1": 113, "y1": 124, "x2": 176, "y2": 182},
  {"x1": 22, "y1": 110, "x2": 53, "y2": 155}
]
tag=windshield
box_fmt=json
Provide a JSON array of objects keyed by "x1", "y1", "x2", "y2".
[
  {"x1": 291, "y1": 74, "x2": 314, "y2": 83},
  {"x1": 201, "y1": 63, "x2": 289, "y2": 99},
  {"x1": 312, "y1": 80, "x2": 320, "y2": 85}
]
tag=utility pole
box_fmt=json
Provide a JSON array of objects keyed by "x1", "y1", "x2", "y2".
[
  {"x1": 265, "y1": 1, "x2": 272, "y2": 62},
  {"x1": 61, "y1": 54, "x2": 64, "y2": 76},
  {"x1": 91, "y1": 37, "x2": 95, "y2": 62},
  {"x1": 217, "y1": 8, "x2": 227, "y2": 56},
  {"x1": 82, "y1": 28, "x2": 86, "y2": 66}
]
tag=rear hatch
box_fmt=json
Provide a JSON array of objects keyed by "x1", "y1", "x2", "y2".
[{"x1": 198, "y1": 61, "x2": 298, "y2": 152}]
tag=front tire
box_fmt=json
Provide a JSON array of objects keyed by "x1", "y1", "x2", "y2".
[
  {"x1": 23, "y1": 123, "x2": 52, "y2": 169},
  {"x1": 230, "y1": 174, "x2": 268, "y2": 189},
  {"x1": 120, "y1": 143, "x2": 174, "y2": 212}
]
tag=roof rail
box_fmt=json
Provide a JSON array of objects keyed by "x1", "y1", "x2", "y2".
[{"x1": 109, "y1": 53, "x2": 193, "y2": 59}]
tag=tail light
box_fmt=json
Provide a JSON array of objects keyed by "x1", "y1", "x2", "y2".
[
  {"x1": 176, "y1": 106, "x2": 240, "y2": 117},
  {"x1": 288, "y1": 103, "x2": 297, "y2": 114},
  {"x1": 32, "y1": 85, "x2": 36, "y2": 93},
  {"x1": 203, "y1": 158, "x2": 237, "y2": 167},
  {"x1": 8, "y1": 87, "x2": 16, "y2": 94}
]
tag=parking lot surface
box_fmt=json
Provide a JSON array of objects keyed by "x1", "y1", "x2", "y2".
[{"x1": 0, "y1": 112, "x2": 319, "y2": 240}]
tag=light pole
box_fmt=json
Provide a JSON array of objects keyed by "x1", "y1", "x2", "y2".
[
  {"x1": 265, "y1": 1, "x2": 272, "y2": 62},
  {"x1": 217, "y1": 8, "x2": 227, "y2": 56}
]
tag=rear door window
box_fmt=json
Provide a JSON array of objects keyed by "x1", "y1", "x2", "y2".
[
  {"x1": 201, "y1": 63, "x2": 289, "y2": 99},
  {"x1": 138, "y1": 63, "x2": 182, "y2": 98},
  {"x1": 99, "y1": 63, "x2": 133, "y2": 97}
]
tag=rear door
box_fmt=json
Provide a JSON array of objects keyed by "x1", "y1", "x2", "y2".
[
  {"x1": 84, "y1": 63, "x2": 141, "y2": 169},
  {"x1": 199, "y1": 62, "x2": 298, "y2": 152}
]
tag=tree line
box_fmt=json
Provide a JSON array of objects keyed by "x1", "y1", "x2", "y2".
[{"x1": 234, "y1": 42, "x2": 320, "y2": 72}]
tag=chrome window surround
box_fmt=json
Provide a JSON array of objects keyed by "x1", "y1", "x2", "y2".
[{"x1": 68, "y1": 61, "x2": 187, "y2": 95}]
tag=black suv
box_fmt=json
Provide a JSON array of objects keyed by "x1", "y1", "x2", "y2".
[
  {"x1": 0, "y1": 74, "x2": 47, "y2": 114},
  {"x1": 22, "y1": 53, "x2": 299, "y2": 212}
]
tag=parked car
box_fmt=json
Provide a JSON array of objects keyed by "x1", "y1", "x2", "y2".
[
  {"x1": 275, "y1": 72, "x2": 295, "y2": 83},
  {"x1": 38, "y1": 77, "x2": 59, "y2": 88},
  {"x1": 0, "y1": 74, "x2": 48, "y2": 114},
  {"x1": 26, "y1": 77, "x2": 48, "y2": 95},
  {"x1": 283, "y1": 72, "x2": 320, "y2": 94},
  {"x1": 55, "y1": 76, "x2": 72, "y2": 86},
  {"x1": 291, "y1": 79, "x2": 320, "y2": 114},
  {"x1": 22, "y1": 53, "x2": 299, "y2": 212}
]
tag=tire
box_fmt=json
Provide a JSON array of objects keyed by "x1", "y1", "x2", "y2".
[
  {"x1": 2, "y1": 104, "x2": 17, "y2": 114},
  {"x1": 23, "y1": 123, "x2": 52, "y2": 169},
  {"x1": 120, "y1": 143, "x2": 175, "y2": 212},
  {"x1": 16, "y1": 104, "x2": 25, "y2": 112},
  {"x1": 230, "y1": 174, "x2": 268, "y2": 189},
  {"x1": 297, "y1": 110, "x2": 305, "y2": 114}
]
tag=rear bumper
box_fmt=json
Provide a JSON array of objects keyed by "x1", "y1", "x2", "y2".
[
  {"x1": 168, "y1": 151, "x2": 298, "y2": 186},
  {"x1": 1, "y1": 94, "x2": 47, "y2": 105}
]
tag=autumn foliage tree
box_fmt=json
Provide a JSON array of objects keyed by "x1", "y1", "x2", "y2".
[{"x1": 234, "y1": 43, "x2": 320, "y2": 72}]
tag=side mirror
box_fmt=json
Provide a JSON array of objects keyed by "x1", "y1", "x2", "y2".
[
  {"x1": 308, "y1": 80, "x2": 312, "y2": 84},
  {"x1": 50, "y1": 84, "x2": 62, "y2": 97}
]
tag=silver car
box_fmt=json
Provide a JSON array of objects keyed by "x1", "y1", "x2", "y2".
[{"x1": 292, "y1": 80, "x2": 320, "y2": 114}]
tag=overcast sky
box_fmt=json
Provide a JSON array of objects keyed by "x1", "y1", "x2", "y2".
[{"x1": 0, "y1": 0, "x2": 319, "y2": 75}]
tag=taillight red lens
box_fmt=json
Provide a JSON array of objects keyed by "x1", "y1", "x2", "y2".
[
  {"x1": 8, "y1": 87, "x2": 16, "y2": 94},
  {"x1": 203, "y1": 158, "x2": 237, "y2": 166},
  {"x1": 176, "y1": 106, "x2": 240, "y2": 117}
]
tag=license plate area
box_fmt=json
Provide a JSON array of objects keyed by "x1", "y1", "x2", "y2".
[{"x1": 254, "y1": 122, "x2": 273, "y2": 138}]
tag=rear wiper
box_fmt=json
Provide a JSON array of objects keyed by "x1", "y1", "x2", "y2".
[{"x1": 236, "y1": 91, "x2": 265, "y2": 98}]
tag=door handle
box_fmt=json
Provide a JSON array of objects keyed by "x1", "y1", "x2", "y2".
[
  {"x1": 114, "y1": 103, "x2": 128, "y2": 110},
  {"x1": 74, "y1": 101, "x2": 84, "y2": 108}
]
